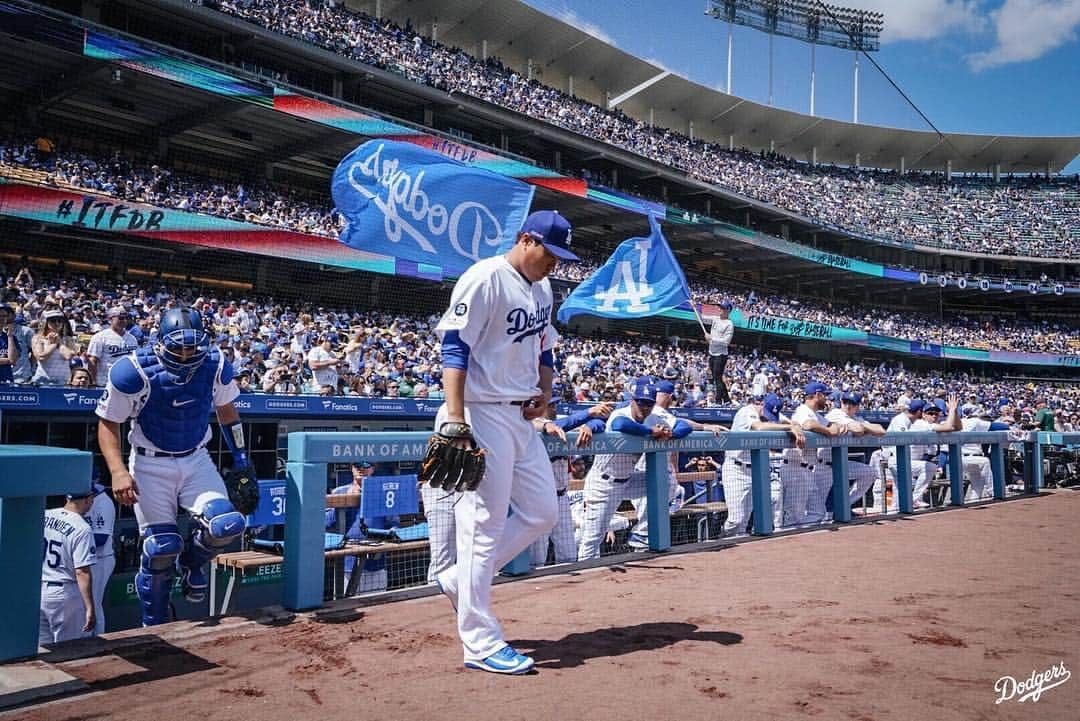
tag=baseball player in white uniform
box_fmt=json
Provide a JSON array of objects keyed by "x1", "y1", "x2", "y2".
[
  {"x1": 577, "y1": 378, "x2": 693, "y2": 560},
  {"x1": 97, "y1": 307, "x2": 250, "y2": 626},
  {"x1": 40, "y1": 488, "x2": 96, "y2": 644},
  {"x1": 655, "y1": 376, "x2": 726, "y2": 504},
  {"x1": 84, "y1": 482, "x2": 116, "y2": 635},
  {"x1": 723, "y1": 392, "x2": 805, "y2": 535},
  {"x1": 421, "y1": 480, "x2": 458, "y2": 584},
  {"x1": 430, "y1": 210, "x2": 577, "y2": 675},
  {"x1": 531, "y1": 400, "x2": 610, "y2": 566},
  {"x1": 959, "y1": 405, "x2": 993, "y2": 501},
  {"x1": 906, "y1": 396, "x2": 961, "y2": 508},
  {"x1": 875, "y1": 399, "x2": 925, "y2": 511},
  {"x1": 784, "y1": 381, "x2": 848, "y2": 526},
  {"x1": 824, "y1": 394, "x2": 886, "y2": 513},
  {"x1": 960, "y1": 406, "x2": 1012, "y2": 501}
]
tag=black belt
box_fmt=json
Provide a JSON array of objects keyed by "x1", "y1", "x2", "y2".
[
  {"x1": 44, "y1": 581, "x2": 65, "y2": 587},
  {"x1": 601, "y1": 473, "x2": 630, "y2": 484},
  {"x1": 136, "y1": 444, "x2": 204, "y2": 458},
  {"x1": 962, "y1": 452, "x2": 984, "y2": 457},
  {"x1": 729, "y1": 459, "x2": 749, "y2": 467},
  {"x1": 921, "y1": 454, "x2": 937, "y2": 461},
  {"x1": 782, "y1": 460, "x2": 815, "y2": 470},
  {"x1": 556, "y1": 488, "x2": 567, "y2": 497},
  {"x1": 823, "y1": 461, "x2": 832, "y2": 466}
]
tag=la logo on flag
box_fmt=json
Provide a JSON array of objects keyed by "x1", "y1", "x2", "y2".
[
  {"x1": 557, "y1": 214, "x2": 694, "y2": 324},
  {"x1": 594, "y1": 238, "x2": 656, "y2": 313}
]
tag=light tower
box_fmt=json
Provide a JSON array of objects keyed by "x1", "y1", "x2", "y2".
[{"x1": 706, "y1": 1, "x2": 884, "y2": 121}]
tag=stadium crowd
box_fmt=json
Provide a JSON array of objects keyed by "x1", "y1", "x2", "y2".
[
  {"x1": 200, "y1": 0, "x2": 1080, "y2": 258},
  {"x1": 2, "y1": 137, "x2": 1076, "y2": 356},
  {"x1": 2, "y1": 265, "x2": 1077, "y2": 427}
]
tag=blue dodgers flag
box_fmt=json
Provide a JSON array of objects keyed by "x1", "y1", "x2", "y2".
[
  {"x1": 556, "y1": 214, "x2": 691, "y2": 323},
  {"x1": 331, "y1": 139, "x2": 535, "y2": 274}
]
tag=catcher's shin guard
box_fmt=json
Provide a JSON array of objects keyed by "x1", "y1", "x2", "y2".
[
  {"x1": 136, "y1": 524, "x2": 183, "y2": 626},
  {"x1": 178, "y1": 498, "x2": 245, "y2": 603}
]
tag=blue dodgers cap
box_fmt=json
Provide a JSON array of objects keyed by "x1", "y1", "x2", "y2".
[
  {"x1": 841, "y1": 393, "x2": 863, "y2": 405},
  {"x1": 803, "y1": 380, "x2": 831, "y2": 396},
  {"x1": 762, "y1": 393, "x2": 782, "y2": 422},
  {"x1": 908, "y1": 399, "x2": 927, "y2": 413},
  {"x1": 519, "y1": 210, "x2": 579, "y2": 261},
  {"x1": 927, "y1": 399, "x2": 947, "y2": 415},
  {"x1": 719, "y1": 300, "x2": 733, "y2": 310},
  {"x1": 632, "y1": 377, "x2": 658, "y2": 404},
  {"x1": 657, "y1": 380, "x2": 676, "y2": 394},
  {"x1": 661, "y1": 366, "x2": 679, "y2": 380},
  {"x1": 66, "y1": 486, "x2": 95, "y2": 500}
]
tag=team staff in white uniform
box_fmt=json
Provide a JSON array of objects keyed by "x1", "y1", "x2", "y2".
[
  {"x1": 875, "y1": 399, "x2": 926, "y2": 511},
  {"x1": 705, "y1": 301, "x2": 734, "y2": 404},
  {"x1": 531, "y1": 399, "x2": 610, "y2": 566},
  {"x1": 907, "y1": 397, "x2": 962, "y2": 507},
  {"x1": 960, "y1": 406, "x2": 1012, "y2": 501},
  {"x1": 40, "y1": 488, "x2": 96, "y2": 644},
  {"x1": 431, "y1": 210, "x2": 578, "y2": 675},
  {"x1": 84, "y1": 482, "x2": 116, "y2": 635},
  {"x1": 723, "y1": 392, "x2": 806, "y2": 535},
  {"x1": 577, "y1": 378, "x2": 693, "y2": 560},
  {"x1": 784, "y1": 381, "x2": 848, "y2": 526},
  {"x1": 824, "y1": 394, "x2": 886, "y2": 512},
  {"x1": 87, "y1": 306, "x2": 138, "y2": 387}
]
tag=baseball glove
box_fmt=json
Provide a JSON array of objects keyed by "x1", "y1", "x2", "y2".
[
  {"x1": 224, "y1": 465, "x2": 260, "y2": 516},
  {"x1": 420, "y1": 421, "x2": 486, "y2": 492}
]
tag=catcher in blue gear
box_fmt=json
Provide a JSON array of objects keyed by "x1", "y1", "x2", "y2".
[{"x1": 96, "y1": 306, "x2": 253, "y2": 626}]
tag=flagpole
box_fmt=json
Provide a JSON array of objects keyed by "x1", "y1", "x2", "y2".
[{"x1": 690, "y1": 301, "x2": 710, "y2": 338}]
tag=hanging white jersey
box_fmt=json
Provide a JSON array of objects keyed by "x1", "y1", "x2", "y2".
[{"x1": 84, "y1": 493, "x2": 116, "y2": 558}]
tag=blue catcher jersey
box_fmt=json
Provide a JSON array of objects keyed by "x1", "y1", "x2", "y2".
[{"x1": 96, "y1": 347, "x2": 240, "y2": 453}]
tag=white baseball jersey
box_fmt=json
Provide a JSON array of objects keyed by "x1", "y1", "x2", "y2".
[
  {"x1": 790, "y1": 404, "x2": 828, "y2": 463},
  {"x1": 87, "y1": 328, "x2": 138, "y2": 386},
  {"x1": 95, "y1": 353, "x2": 239, "y2": 453},
  {"x1": 885, "y1": 412, "x2": 913, "y2": 460},
  {"x1": 908, "y1": 418, "x2": 941, "y2": 459},
  {"x1": 85, "y1": 492, "x2": 116, "y2": 558},
  {"x1": 42, "y1": 508, "x2": 95, "y2": 584},
  {"x1": 435, "y1": 255, "x2": 557, "y2": 403},
  {"x1": 591, "y1": 404, "x2": 676, "y2": 480},
  {"x1": 961, "y1": 417, "x2": 991, "y2": 455},
  {"x1": 729, "y1": 404, "x2": 763, "y2": 463}
]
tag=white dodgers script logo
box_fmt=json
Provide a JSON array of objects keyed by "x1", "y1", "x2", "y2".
[
  {"x1": 995, "y1": 661, "x2": 1070, "y2": 704},
  {"x1": 347, "y1": 142, "x2": 504, "y2": 263},
  {"x1": 595, "y1": 239, "x2": 655, "y2": 313}
]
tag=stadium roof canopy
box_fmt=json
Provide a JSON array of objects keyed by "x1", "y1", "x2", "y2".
[{"x1": 358, "y1": 0, "x2": 1080, "y2": 174}]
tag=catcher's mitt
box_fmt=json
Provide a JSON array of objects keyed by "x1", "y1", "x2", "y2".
[
  {"x1": 224, "y1": 465, "x2": 260, "y2": 515},
  {"x1": 420, "y1": 421, "x2": 486, "y2": 492}
]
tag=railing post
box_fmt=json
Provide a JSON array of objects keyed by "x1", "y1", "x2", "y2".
[
  {"x1": 1024, "y1": 436, "x2": 1043, "y2": 493},
  {"x1": 750, "y1": 448, "x2": 773, "y2": 535},
  {"x1": 830, "y1": 446, "x2": 851, "y2": 523},
  {"x1": 645, "y1": 448, "x2": 670, "y2": 551},
  {"x1": 947, "y1": 442, "x2": 964, "y2": 506},
  {"x1": 284, "y1": 456, "x2": 327, "y2": 611},
  {"x1": 895, "y1": 444, "x2": 913, "y2": 513},
  {"x1": 990, "y1": 442, "x2": 1007, "y2": 500}
]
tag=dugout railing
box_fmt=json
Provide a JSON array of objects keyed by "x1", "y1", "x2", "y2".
[{"x1": 279, "y1": 428, "x2": 1026, "y2": 612}]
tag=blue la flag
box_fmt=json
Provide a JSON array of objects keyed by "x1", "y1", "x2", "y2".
[
  {"x1": 556, "y1": 214, "x2": 691, "y2": 323},
  {"x1": 331, "y1": 139, "x2": 535, "y2": 275}
]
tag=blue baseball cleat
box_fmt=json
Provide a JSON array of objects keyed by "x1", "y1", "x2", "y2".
[{"x1": 465, "y1": 646, "x2": 535, "y2": 675}]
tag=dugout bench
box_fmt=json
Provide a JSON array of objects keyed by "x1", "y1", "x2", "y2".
[{"x1": 209, "y1": 475, "x2": 430, "y2": 615}]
